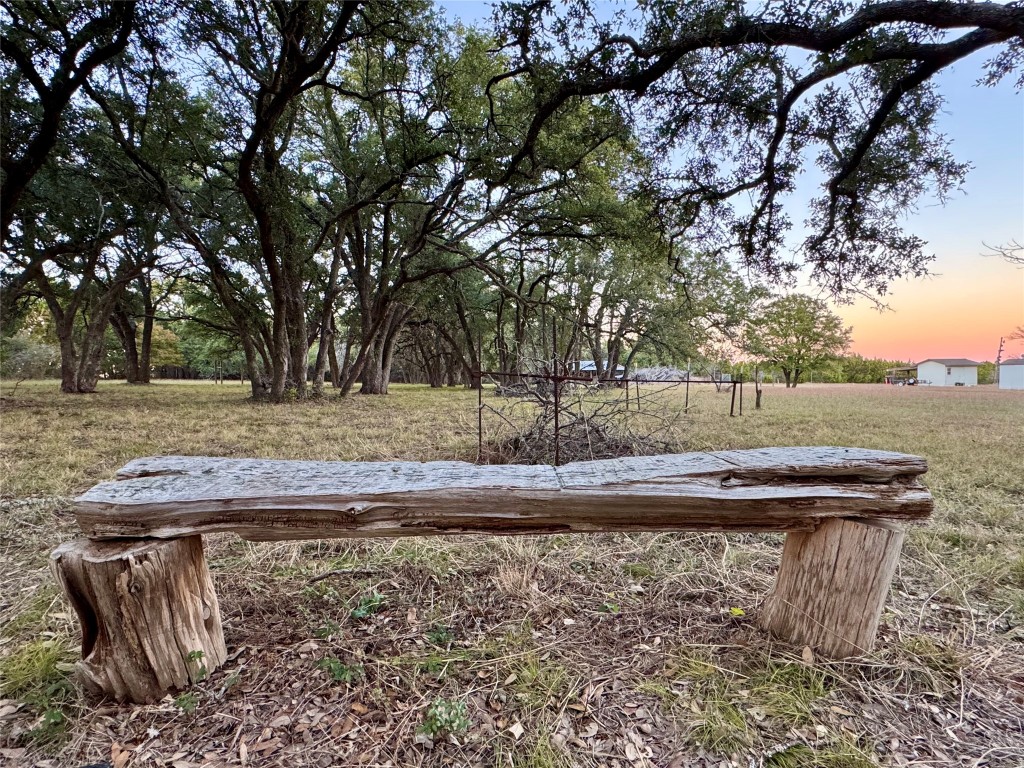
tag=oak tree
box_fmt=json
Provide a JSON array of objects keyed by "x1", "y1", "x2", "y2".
[{"x1": 745, "y1": 294, "x2": 852, "y2": 387}]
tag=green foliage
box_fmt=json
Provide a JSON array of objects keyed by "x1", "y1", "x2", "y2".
[
  {"x1": 3, "y1": 586, "x2": 59, "y2": 639},
  {"x1": 317, "y1": 657, "x2": 365, "y2": 684},
  {"x1": 1009, "y1": 554, "x2": 1024, "y2": 589},
  {"x1": 839, "y1": 354, "x2": 910, "y2": 384},
  {"x1": 418, "y1": 696, "x2": 471, "y2": 738},
  {"x1": 748, "y1": 663, "x2": 827, "y2": 724},
  {"x1": 977, "y1": 361, "x2": 996, "y2": 385},
  {"x1": 351, "y1": 592, "x2": 386, "y2": 619},
  {"x1": 745, "y1": 295, "x2": 852, "y2": 387},
  {"x1": 149, "y1": 325, "x2": 186, "y2": 369},
  {"x1": 0, "y1": 636, "x2": 77, "y2": 748},
  {"x1": 0, "y1": 638, "x2": 75, "y2": 702},
  {"x1": 314, "y1": 620, "x2": 342, "y2": 639},
  {"x1": 426, "y1": 625, "x2": 455, "y2": 646},
  {"x1": 621, "y1": 562, "x2": 654, "y2": 579},
  {"x1": 0, "y1": 335, "x2": 59, "y2": 382},
  {"x1": 187, "y1": 649, "x2": 208, "y2": 682},
  {"x1": 28, "y1": 707, "x2": 69, "y2": 748},
  {"x1": 174, "y1": 692, "x2": 200, "y2": 713}
]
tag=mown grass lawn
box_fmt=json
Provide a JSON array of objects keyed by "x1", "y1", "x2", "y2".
[{"x1": 1, "y1": 380, "x2": 1022, "y2": 767}]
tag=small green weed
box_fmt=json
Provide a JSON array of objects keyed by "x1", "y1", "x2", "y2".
[
  {"x1": 900, "y1": 635, "x2": 964, "y2": 693},
  {"x1": 408, "y1": 649, "x2": 476, "y2": 678},
  {"x1": 528, "y1": 729, "x2": 573, "y2": 767},
  {"x1": 317, "y1": 657, "x2": 365, "y2": 684},
  {"x1": 0, "y1": 637, "x2": 75, "y2": 702},
  {"x1": 0, "y1": 637, "x2": 76, "y2": 751},
  {"x1": 174, "y1": 692, "x2": 200, "y2": 713},
  {"x1": 511, "y1": 654, "x2": 572, "y2": 709},
  {"x1": 426, "y1": 625, "x2": 455, "y2": 646},
  {"x1": 223, "y1": 670, "x2": 242, "y2": 690},
  {"x1": 1008, "y1": 554, "x2": 1024, "y2": 588},
  {"x1": 689, "y1": 699, "x2": 749, "y2": 753},
  {"x1": 814, "y1": 737, "x2": 878, "y2": 768},
  {"x1": 749, "y1": 662, "x2": 828, "y2": 725},
  {"x1": 27, "y1": 708, "x2": 69, "y2": 748},
  {"x1": 313, "y1": 620, "x2": 342, "y2": 638},
  {"x1": 301, "y1": 582, "x2": 340, "y2": 602},
  {"x1": 186, "y1": 649, "x2": 208, "y2": 682},
  {"x1": 351, "y1": 591, "x2": 386, "y2": 619},
  {"x1": 621, "y1": 562, "x2": 654, "y2": 579},
  {"x1": 636, "y1": 680, "x2": 677, "y2": 710},
  {"x1": 664, "y1": 651, "x2": 750, "y2": 752},
  {"x1": 270, "y1": 564, "x2": 312, "y2": 579},
  {"x1": 418, "y1": 696, "x2": 470, "y2": 738},
  {"x1": 765, "y1": 744, "x2": 816, "y2": 768}
]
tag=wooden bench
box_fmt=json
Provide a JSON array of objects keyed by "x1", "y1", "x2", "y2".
[{"x1": 52, "y1": 447, "x2": 932, "y2": 703}]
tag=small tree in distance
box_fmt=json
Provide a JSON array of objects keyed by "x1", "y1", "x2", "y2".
[{"x1": 746, "y1": 295, "x2": 852, "y2": 388}]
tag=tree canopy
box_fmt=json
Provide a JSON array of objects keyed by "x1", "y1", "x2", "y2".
[
  {"x1": 2, "y1": 0, "x2": 1020, "y2": 398},
  {"x1": 745, "y1": 294, "x2": 853, "y2": 387}
]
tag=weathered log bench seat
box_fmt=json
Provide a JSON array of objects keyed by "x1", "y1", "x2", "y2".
[{"x1": 52, "y1": 447, "x2": 932, "y2": 703}]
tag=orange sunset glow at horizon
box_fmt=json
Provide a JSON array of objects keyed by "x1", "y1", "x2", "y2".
[
  {"x1": 834, "y1": 252, "x2": 1024, "y2": 364},
  {"x1": 823, "y1": 53, "x2": 1023, "y2": 367}
]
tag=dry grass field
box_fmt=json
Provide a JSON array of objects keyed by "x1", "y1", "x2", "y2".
[{"x1": 1, "y1": 380, "x2": 1022, "y2": 767}]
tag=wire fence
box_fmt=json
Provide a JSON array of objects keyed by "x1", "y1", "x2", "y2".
[{"x1": 472, "y1": 365, "x2": 749, "y2": 466}]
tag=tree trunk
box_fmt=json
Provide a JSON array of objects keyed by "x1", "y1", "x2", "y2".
[
  {"x1": 312, "y1": 325, "x2": 332, "y2": 397},
  {"x1": 110, "y1": 308, "x2": 141, "y2": 384},
  {"x1": 328, "y1": 322, "x2": 342, "y2": 389},
  {"x1": 75, "y1": 320, "x2": 108, "y2": 393},
  {"x1": 360, "y1": 336, "x2": 389, "y2": 395},
  {"x1": 58, "y1": 333, "x2": 79, "y2": 394},
  {"x1": 313, "y1": 239, "x2": 343, "y2": 397},
  {"x1": 358, "y1": 306, "x2": 409, "y2": 395},
  {"x1": 760, "y1": 518, "x2": 905, "y2": 658},
  {"x1": 287, "y1": 293, "x2": 309, "y2": 399},
  {"x1": 239, "y1": 334, "x2": 267, "y2": 400},
  {"x1": 783, "y1": 369, "x2": 792, "y2": 388},
  {"x1": 139, "y1": 287, "x2": 154, "y2": 384},
  {"x1": 337, "y1": 324, "x2": 355, "y2": 390},
  {"x1": 269, "y1": 308, "x2": 289, "y2": 401},
  {"x1": 51, "y1": 536, "x2": 226, "y2": 703},
  {"x1": 56, "y1": 320, "x2": 107, "y2": 394}
]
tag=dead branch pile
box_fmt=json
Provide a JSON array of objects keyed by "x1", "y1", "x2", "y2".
[{"x1": 480, "y1": 380, "x2": 683, "y2": 465}]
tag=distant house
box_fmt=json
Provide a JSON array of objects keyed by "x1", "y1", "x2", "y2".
[
  {"x1": 998, "y1": 358, "x2": 1024, "y2": 390},
  {"x1": 577, "y1": 361, "x2": 625, "y2": 375},
  {"x1": 916, "y1": 359, "x2": 979, "y2": 387}
]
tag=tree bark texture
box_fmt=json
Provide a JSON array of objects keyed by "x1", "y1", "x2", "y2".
[
  {"x1": 110, "y1": 306, "x2": 141, "y2": 384},
  {"x1": 759, "y1": 518, "x2": 905, "y2": 658},
  {"x1": 50, "y1": 536, "x2": 226, "y2": 703},
  {"x1": 75, "y1": 448, "x2": 931, "y2": 541}
]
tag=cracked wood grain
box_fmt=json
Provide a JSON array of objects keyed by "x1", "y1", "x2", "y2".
[{"x1": 75, "y1": 447, "x2": 931, "y2": 541}]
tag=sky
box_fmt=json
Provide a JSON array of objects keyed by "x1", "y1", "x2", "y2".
[
  {"x1": 832, "y1": 54, "x2": 1024, "y2": 364},
  {"x1": 436, "y1": 2, "x2": 1024, "y2": 363}
]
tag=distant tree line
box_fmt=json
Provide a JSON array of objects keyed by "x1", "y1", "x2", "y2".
[{"x1": 3, "y1": 1, "x2": 1020, "y2": 400}]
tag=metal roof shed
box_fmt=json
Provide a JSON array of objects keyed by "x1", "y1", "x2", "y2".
[
  {"x1": 916, "y1": 359, "x2": 979, "y2": 387},
  {"x1": 998, "y1": 358, "x2": 1024, "y2": 390}
]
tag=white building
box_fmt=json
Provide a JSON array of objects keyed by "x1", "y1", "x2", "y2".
[
  {"x1": 998, "y1": 358, "x2": 1024, "y2": 390},
  {"x1": 916, "y1": 359, "x2": 979, "y2": 387}
]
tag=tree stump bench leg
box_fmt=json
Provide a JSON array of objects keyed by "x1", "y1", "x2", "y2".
[
  {"x1": 759, "y1": 518, "x2": 905, "y2": 658},
  {"x1": 51, "y1": 536, "x2": 226, "y2": 703}
]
